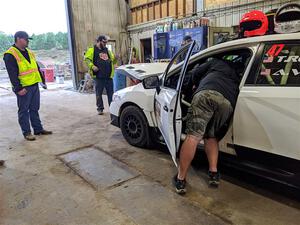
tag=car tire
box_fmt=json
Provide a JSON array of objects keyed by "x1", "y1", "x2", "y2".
[{"x1": 120, "y1": 105, "x2": 152, "y2": 148}]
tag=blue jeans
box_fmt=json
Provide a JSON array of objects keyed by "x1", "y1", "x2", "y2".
[
  {"x1": 94, "y1": 78, "x2": 113, "y2": 111},
  {"x1": 16, "y1": 84, "x2": 43, "y2": 136}
]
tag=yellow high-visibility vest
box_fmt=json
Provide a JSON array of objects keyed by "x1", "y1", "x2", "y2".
[{"x1": 5, "y1": 46, "x2": 42, "y2": 86}]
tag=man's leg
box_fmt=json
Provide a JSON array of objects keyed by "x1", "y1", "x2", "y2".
[
  {"x1": 105, "y1": 78, "x2": 114, "y2": 106},
  {"x1": 203, "y1": 92, "x2": 233, "y2": 187},
  {"x1": 95, "y1": 78, "x2": 105, "y2": 112},
  {"x1": 16, "y1": 88, "x2": 31, "y2": 136},
  {"x1": 29, "y1": 84, "x2": 43, "y2": 133},
  {"x1": 173, "y1": 134, "x2": 201, "y2": 194},
  {"x1": 173, "y1": 91, "x2": 216, "y2": 194},
  {"x1": 204, "y1": 138, "x2": 219, "y2": 172},
  {"x1": 178, "y1": 91, "x2": 215, "y2": 180},
  {"x1": 204, "y1": 137, "x2": 220, "y2": 187},
  {"x1": 178, "y1": 135, "x2": 202, "y2": 180}
]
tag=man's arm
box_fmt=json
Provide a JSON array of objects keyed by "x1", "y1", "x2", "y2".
[
  {"x1": 3, "y1": 53, "x2": 23, "y2": 92},
  {"x1": 181, "y1": 70, "x2": 194, "y2": 98},
  {"x1": 84, "y1": 47, "x2": 99, "y2": 73},
  {"x1": 38, "y1": 66, "x2": 45, "y2": 84},
  {"x1": 31, "y1": 51, "x2": 46, "y2": 86},
  {"x1": 84, "y1": 48, "x2": 95, "y2": 69},
  {"x1": 192, "y1": 60, "x2": 211, "y2": 86},
  {"x1": 37, "y1": 65, "x2": 47, "y2": 89}
]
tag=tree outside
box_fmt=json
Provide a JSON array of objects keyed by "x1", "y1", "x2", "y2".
[
  {"x1": 0, "y1": 32, "x2": 71, "y2": 90},
  {"x1": 0, "y1": 32, "x2": 69, "y2": 53}
]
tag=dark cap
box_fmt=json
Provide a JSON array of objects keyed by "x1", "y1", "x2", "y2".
[
  {"x1": 183, "y1": 35, "x2": 192, "y2": 41},
  {"x1": 97, "y1": 35, "x2": 108, "y2": 42},
  {"x1": 14, "y1": 31, "x2": 32, "y2": 40}
]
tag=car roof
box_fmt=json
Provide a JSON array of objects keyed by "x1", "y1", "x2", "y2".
[
  {"x1": 192, "y1": 33, "x2": 300, "y2": 59},
  {"x1": 166, "y1": 33, "x2": 300, "y2": 74},
  {"x1": 165, "y1": 33, "x2": 300, "y2": 73}
]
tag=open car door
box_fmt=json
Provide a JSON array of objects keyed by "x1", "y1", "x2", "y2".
[{"x1": 154, "y1": 41, "x2": 196, "y2": 166}]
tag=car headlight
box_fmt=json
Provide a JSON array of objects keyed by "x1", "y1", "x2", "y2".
[{"x1": 112, "y1": 93, "x2": 121, "y2": 102}]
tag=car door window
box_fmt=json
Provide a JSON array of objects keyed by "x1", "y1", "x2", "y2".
[
  {"x1": 189, "y1": 48, "x2": 252, "y2": 84},
  {"x1": 253, "y1": 43, "x2": 300, "y2": 86},
  {"x1": 163, "y1": 45, "x2": 192, "y2": 89}
]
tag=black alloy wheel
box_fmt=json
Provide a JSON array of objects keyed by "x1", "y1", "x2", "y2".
[{"x1": 120, "y1": 105, "x2": 151, "y2": 148}]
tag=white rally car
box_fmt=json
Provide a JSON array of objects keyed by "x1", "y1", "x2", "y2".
[{"x1": 110, "y1": 33, "x2": 300, "y2": 191}]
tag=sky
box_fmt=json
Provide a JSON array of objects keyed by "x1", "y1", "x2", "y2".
[{"x1": 0, "y1": 0, "x2": 68, "y2": 35}]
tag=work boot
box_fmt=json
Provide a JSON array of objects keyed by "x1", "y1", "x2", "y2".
[
  {"x1": 208, "y1": 171, "x2": 220, "y2": 188},
  {"x1": 172, "y1": 174, "x2": 186, "y2": 195},
  {"x1": 24, "y1": 133, "x2": 36, "y2": 141},
  {"x1": 34, "y1": 130, "x2": 53, "y2": 135}
]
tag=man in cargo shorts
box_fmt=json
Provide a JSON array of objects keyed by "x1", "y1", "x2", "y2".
[{"x1": 173, "y1": 57, "x2": 240, "y2": 194}]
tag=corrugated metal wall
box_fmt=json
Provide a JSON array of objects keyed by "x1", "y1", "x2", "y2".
[
  {"x1": 67, "y1": 0, "x2": 298, "y2": 84},
  {"x1": 206, "y1": 0, "x2": 300, "y2": 27},
  {"x1": 128, "y1": 0, "x2": 298, "y2": 61},
  {"x1": 67, "y1": 0, "x2": 129, "y2": 83}
]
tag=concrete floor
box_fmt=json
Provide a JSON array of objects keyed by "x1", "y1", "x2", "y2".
[{"x1": 0, "y1": 88, "x2": 300, "y2": 225}]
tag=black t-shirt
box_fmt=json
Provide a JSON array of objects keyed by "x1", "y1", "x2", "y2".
[
  {"x1": 93, "y1": 46, "x2": 112, "y2": 79},
  {"x1": 192, "y1": 58, "x2": 240, "y2": 107}
]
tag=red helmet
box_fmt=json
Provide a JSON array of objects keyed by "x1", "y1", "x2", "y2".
[{"x1": 240, "y1": 10, "x2": 268, "y2": 37}]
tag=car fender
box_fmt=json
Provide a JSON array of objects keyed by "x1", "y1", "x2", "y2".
[{"x1": 113, "y1": 84, "x2": 157, "y2": 127}]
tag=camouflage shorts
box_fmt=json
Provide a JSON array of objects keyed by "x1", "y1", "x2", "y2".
[{"x1": 185, "y1": 90, "x2": 233, "y2": 139}]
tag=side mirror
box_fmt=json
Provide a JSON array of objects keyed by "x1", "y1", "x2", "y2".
[{"x1": 142, "y1": 75, "x2": 160, "y2": 90}]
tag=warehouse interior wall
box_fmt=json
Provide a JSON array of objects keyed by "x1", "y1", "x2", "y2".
[
  {"x1": 66, "y1": 0, "x2": 129, "y2": 86},
  {"x1": 129, "y1": 0, "x2": 196, "y2": 25},
  {"x1": 129, "y1": 29, "x2": 157, "y2": 62},
  {"x1": 206, "y1": 0, "x2": 299, "y2": 27},
  {"x1": 205, "y1": 0, "x2": 232, "y2": 8}
]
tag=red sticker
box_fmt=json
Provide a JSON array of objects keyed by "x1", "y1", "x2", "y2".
[{"x1": 267, "y1": 44, "x2": 285, "y2": 57}]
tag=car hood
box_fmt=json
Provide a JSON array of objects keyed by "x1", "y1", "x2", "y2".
[{"x1": 115, "y1": 63, "x2": 168, "y2": 80}]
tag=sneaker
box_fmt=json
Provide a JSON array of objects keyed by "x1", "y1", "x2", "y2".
[
  {"x1": 172, "y1": 174, "x2": 186, "y2": 195},
  {"x1": 34, "y1": 130, "x2": 53, "y2": 135},
  {"x1": 24, "y1": 133, "x2": 36, "y2": 141},
  {"x1": 98, "y1": 110, "x2": 103, "y2": 115},
  {"x1": 208, "y1": 171, "x2": 220, "y2": 188}
]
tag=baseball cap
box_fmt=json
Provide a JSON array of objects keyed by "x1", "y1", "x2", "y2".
[
  {"x1": 97, "y1": 35, "x2": 108, "y2": 42},
  {"x1": 183, "y1": 35, "x2": 192, "y2": 41},
  {"x1": 14, "y1": 31, "x2": 32, "y2": 40}
]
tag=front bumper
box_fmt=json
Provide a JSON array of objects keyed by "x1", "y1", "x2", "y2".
[{"x1": 110, "y1": 114, "x2": 120, "y2": 127}]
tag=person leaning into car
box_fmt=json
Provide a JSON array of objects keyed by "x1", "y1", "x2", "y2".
[
  {"x1": 84, "y1": 35, "x2": 117, "y2": 115},
  {"x1": 173, "y1": 56, "x2": 240, "y2": 194}
]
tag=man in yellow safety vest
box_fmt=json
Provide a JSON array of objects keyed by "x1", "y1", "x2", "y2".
[
  {"x1": 3, "y1": 31, "x2": 52, "y2": 141},
  {"x1": 84, "y1": 35, "x2": 117, "y2": 115}
]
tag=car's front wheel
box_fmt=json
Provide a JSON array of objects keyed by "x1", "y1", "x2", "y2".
[{"x1": 120, "y1": 105, "x2": 151, "y2": 148}]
